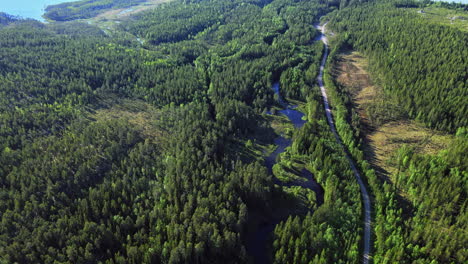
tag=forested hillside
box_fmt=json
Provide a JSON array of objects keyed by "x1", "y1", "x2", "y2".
[
  {"x1": 330, "y1": 0, "x2": 467, "y2": 132},
  {"x1": 1, "y1": 0, "x2": 467, "y2": 263},
  {"x1": 324, "y1": 0, "x2": 467, "y2": 263},
  {"x1": 0, "y1": 0, "x2": 367, "y2": 263}
]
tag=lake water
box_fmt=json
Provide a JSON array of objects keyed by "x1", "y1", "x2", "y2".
[{"x1": 1, "y1": 0, "x2": 71, "y2": 21}]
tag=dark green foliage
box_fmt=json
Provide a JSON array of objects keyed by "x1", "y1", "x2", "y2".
[
  {"x1": 0, "y1": 0, "x2": 339, "y2": 263},
  {"x1": 2, "y1": 0, "x2": 464, "y2": 263},
  {"x1": 125, "y1": 0, "x2": 235, "y2": 45},
  {"x1": 48, "y1": 21, "x2": 107, "y2": 37},
  {"x1": 274, "y1": 119, "x2": 362, "y2": 264}
]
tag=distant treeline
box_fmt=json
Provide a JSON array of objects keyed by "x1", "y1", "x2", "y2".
[
  {"x1": 330, "y1": 0, "x2": 468, "y2": 132},
  {"x1": 393, "y1": 0, "x2": 468, "y2": 10},
  {"x1": 44, "y1": 0, "x2": 146, "y2": 21}
]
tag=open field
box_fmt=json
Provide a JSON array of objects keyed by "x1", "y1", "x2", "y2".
[
  {"x1": 335, "y1": 51, "x2": 453, "y2": 178},
  {"x1": 412, "y1": 7, "x2": 468, "y2": 32},
  {"x1": 76, "y1": 0, "x2": 173, "y2": 37},
  {"x1": 93, "y1": 0, "x2": 173, "y2": 21},
  {"x1": 367, "y1": 121, "x2": 453, "y2": 174},
  {"x1": 335, "y1": 51, "x2": 375, "y2": 129},
  {"x1": 89, "y1": 95, "x2": 164, "y2": 142}
]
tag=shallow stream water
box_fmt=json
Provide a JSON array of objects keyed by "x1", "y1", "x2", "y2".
[{"x1": 246, "y1": 81, "x2": 324, "y2": 264}]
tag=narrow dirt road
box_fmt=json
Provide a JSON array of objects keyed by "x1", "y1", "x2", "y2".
[{"x1": 316, "y1": 23, "x2": 372, "y2": 264}]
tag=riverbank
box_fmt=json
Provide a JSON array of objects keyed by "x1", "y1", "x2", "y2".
[{"x1": 247, "y1": 82, "x2": 324, "y2": 263}]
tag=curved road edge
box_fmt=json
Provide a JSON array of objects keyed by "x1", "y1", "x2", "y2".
[{"x1": 316, "y1": 22, "x2": 372, "y2": 264}]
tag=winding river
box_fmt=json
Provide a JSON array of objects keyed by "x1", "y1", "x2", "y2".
[{"x1": 247, "y1": 77, "x2": 324, "y2": 264}]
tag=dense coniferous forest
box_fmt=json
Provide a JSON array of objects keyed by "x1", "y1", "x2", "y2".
[
  {"x1": 0, "y1": 0, "x2": 466, "y2": 263},
  {"x1": 0, "y1": 0, "x2": 359, "y2": 263}
]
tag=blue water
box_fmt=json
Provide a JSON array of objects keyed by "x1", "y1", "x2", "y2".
[
  {"x1": 246, "y1": 82, "x2": 324, "y2": 264},
  {"x1": 1, "y1": 0, "x2": 71, "y2": 21}
]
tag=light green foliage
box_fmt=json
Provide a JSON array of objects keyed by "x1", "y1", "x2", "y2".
[
  {"x1": 0, "y1": 0, "x2": 334, "y2": 263},
  {"x1": 324, "y1": 1, "x2": 468, "y2": 263}
]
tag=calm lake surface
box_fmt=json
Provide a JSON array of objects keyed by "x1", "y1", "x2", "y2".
[{"x1": 1, "y1": 0, "x2": 71, "y2": 21}]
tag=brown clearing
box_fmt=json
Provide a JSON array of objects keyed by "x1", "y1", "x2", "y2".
[
  {"x1": 334, "y1": 50, "x2": 452, "y2": 178},
  {"x1": 94, "y1": 0, "x2": 173, "y2": 21},
  {"x1": 90, "y1": 97, "x2": 165, "y2": 142},
  {"x1": 336, "y1": 51, "x2": 375, "y2": 131}
]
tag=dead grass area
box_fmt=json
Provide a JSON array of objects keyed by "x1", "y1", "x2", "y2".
[
  {"x1": 94, "y1": 0, "x2": 173, "y2": 21},
  {"x1": 336, "y1": 51, "x2": 373, "y2": 97},
  {"x1": 367, "y1": 121, "x2": 452, "y2": 174},
  {"x1": 89, "y1": 96, "x2": 165, "y2": 142},
  {"x1": 335, "y1": 51, "x2": 377, "y2": 128},
  {"x1": 413, "y1": 7, "x2": 468, "y2": 33},
  {"x1": 335, "y1": 50, "x2": 453, "y2": 178}
]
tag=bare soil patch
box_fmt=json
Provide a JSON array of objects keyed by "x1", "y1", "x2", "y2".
[
  {"x1": 335, "y1": 51, "x2": 376, "y2": 129},
  {"x1": 368, "y1": 121, "x2": 452, "y2": 174},
  {"x1": 90, "y1": 96, "x2": 164, "y2": 142},
  {"x1": 94, "y1": 0, "x2": 173, "y2": 21},
  {"x1": 334, "y1": 51, "x2": 452, "y2": 178}
]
